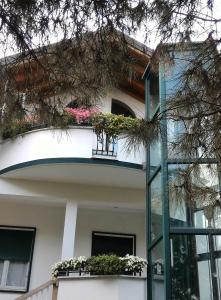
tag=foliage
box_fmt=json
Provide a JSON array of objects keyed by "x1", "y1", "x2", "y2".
[
  {"x1": 2, "y1": 120, "x2": 35, "y2": 140},
  {"x1": 51, "y1": 254, "x2": 147, "y2": 278},
  {"x1": 1, "y1": 111, "x2": 156, "y2": 149},
  {"x1": 0, "y1": 28, "x2": 144, "y2": 133},
  {"x1": 92, "y1": 113, "x2": 139, "y2": 137},
  {"x1": 1, "y1": 111, "x2": 67, "y2": 139},
  {"x1": 1, "y1": 0, "x2": 220, "y2": 54},
  {"x1": 85, "y1": 255, "x2": 124, "y2": 275},
  {"x1": 0, "y1": 0, "x2": 220, "y2": 128},
  {"x1": 168, "y1": 163, "x2": 221, "y2": 224},
  {"x1": 92, "y1": 113, "x2": 159, "y2": 149}
]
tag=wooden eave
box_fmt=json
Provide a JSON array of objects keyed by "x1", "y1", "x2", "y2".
[
  {"x1": 118, "y1": 47, "x2": 151, "y2": 103},
  {"x1": 5, "y1": 41, "x2": 151, "y2": 103}
]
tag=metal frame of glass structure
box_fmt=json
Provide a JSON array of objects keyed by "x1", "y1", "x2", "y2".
[{"x1": 145, "y1": 60, "x2": 221, "y2": 300}]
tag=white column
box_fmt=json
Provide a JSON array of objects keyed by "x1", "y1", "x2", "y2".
[{"x1": 61, "y1": 201, "x2": 78, "y2": 260}]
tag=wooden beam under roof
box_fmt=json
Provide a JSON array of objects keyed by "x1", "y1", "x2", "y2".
[{"x1": 4, "y1": 35, "x2": 151, "y2": 103}]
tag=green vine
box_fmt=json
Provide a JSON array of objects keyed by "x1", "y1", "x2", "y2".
[{"x1": 92, "y1": 113, "x2": 140, "y2": 138}]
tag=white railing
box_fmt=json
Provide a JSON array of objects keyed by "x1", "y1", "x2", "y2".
[{"x1": 15, "y1": 280, "x2": 58, "y2": 300}]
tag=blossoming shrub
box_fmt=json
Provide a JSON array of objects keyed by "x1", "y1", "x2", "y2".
[
  {"x1": 52, "y1": 256, "x2": 87, "y2": 277},
  {"x1": 52, "y1": 254, "x2": 147, "y2": 278},
  {"x1": 65, "y1": 107, "x2": 100, "y2": 125},
  {"x1": 120, "y1": 254, "x2": 147, "y2": 274},
  {"x1": 1, "y1": 106, "x2": 143, "y2": 141}
]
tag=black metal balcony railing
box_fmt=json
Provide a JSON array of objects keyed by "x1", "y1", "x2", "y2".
[{"x1": 92, "y1": 132, "x2": 117, "y2": 157}]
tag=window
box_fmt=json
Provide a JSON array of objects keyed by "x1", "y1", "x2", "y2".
[
  {"x1": 111, "y1": 99, "x2": 135, "y2": 118},
  {"x1": 91, "y1": 231, "x2": 136, "y2": 256},
  {"x1": 149, "y1": 74, "x2": 159, "y2": 119},
  {"x1": 66, "y1": 100, "x2": 79, "y2": 109},
  {"x1": 66, "y1": 100, "x2": 93, "y2": 109},
  {"x1": 0, "y1": 226, "x2": 35, "y2": 292}
]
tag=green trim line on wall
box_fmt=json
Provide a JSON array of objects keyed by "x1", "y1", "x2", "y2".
[{"x1": 0, "y1": 157, "x2": 143, "y2": 176}]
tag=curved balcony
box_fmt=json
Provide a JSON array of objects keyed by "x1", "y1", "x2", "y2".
[{"x1": 0, "y1": 127, "x2": 146, "y2": 188}]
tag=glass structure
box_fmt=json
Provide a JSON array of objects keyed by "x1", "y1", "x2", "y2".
[{"x1": 145, "y1": 58, "x2": 221, "y2": 300}]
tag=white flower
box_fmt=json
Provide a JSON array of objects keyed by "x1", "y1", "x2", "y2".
[{"x1": 120, "y1": 255, "x2": 147, "y2": 272}]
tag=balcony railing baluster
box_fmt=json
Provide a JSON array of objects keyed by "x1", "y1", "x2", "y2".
[{"x1": 93, "y1": 130, "x2": 117, "y2": 157}]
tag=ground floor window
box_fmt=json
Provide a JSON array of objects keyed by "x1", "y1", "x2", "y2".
[
  {"x1": 0, "y1": 226, "x2": 35, "y2": 292},
  {"x1": 91, "y1": 231, "x2": 136, "y2": 256}
]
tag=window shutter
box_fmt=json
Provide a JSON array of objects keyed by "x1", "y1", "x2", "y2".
[{"x1": 0, "y1": 228, "x2": 35, "y2": 261}]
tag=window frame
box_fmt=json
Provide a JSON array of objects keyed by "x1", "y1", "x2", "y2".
[{"x1": 0, "y1": 225, "x2": 36, "y2": 294}]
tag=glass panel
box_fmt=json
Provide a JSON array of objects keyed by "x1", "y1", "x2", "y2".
[
  {"x1": 167, "y1": 119, "x2": 186, "y2": 159},
  {"x1": 6, "y1": 262, "x2": 28, "y2": 289},
  {"x1": 214, "y1": 235, "x2": 221, "y2": 252},
  {"x1": 198, "y1": 260, "x2": 213, "y2": 300},
  {"x1": 171, "y1": 234, "x2": 212, "y2": 300},
  {"x1": 0, "y1": 228, "x2": 35, "y2": 261},
  {"x1": 0, "y1": 261, "x2": 4, "y2": 284},
  {"x1": 169, "y1": 164, "x2": 219, "y2": 228},
  {"x1": 149, "y1": 135, "x2": 161, "y2": 176},
  {"x1": 150, "y1": 172, "x2": 162, "y2": 240},
  {"x1": 195, "y1": 235, "x2": 209, "y2": 254},
  {"x1": 167, "y1": 117, "x2": 216, "y2": 160},
  {"x1": 214, "y1": 235, "x2": 221, "y2": 299},
  {"x1": 149, "y1": 75, "x2": 159, "y2": 119},
  {"x1": 151, "y1": 240, "x2": 165, "y2": 300},
  {"x1": 215, "y1": 258, "x2": 221, "y2": 300}
]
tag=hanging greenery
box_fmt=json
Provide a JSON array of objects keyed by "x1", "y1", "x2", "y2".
[
  {"x1": 1, "y1": 109, "x2": 142, "y2": 141},
  {"x1": 92, "y1": 113, "x2": 140, "y2": 138}
]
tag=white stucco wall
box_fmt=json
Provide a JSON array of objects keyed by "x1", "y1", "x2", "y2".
[
  {"x1": 0, "y1": 127, "x2": 145, "y2": 172},
  {"x1": 0, "y1": 128, "x2": 93, "y2": 171},
  {"x1": 57, "y1": 276, "x2": 146, "y2": 300},
  {"x1": 75, "y1": 208, "x2": 146, "y2": 258},
  {"x1": 63, "y1": 87, "x2": 145, "y2": 118},
  {"x1": 0, "y1": 201, "x2": 65, "y2": 300},
  {"x1": 0, "y1": 201, "x2": 146, "y2": 300},
  {"x1": 99, "y1": 88, "x2": 145, "y2": 118}
]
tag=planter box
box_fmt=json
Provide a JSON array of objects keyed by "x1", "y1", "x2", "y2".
[{"x1": 57, "y1": 275, "x2": 146, "y2": 300}]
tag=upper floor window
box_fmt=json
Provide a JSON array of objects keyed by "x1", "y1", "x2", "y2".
[
  {"x1": 111, "y1": 99, "x2": 135, "y2": 118},
  {"x1": 66, "y1": 100, "x2": 93, "y2": 109},
  {"x1": 149, "y1": 74, "x2": 159, "y2": 119},
  {"x1": 91, "y1": 231, "x2": 136, "y2": 256},
  {"x1": 0, "y1": 226, "x2": 35, "y2": 292},
  {"x1": 66, "y1": 100, "x2": 79, "y2": 109}
]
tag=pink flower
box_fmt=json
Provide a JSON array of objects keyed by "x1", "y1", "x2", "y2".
[{"x1": 65, "y1": 107, "x2": 100, "y2": 124}]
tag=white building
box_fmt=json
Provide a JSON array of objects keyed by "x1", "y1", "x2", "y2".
[{"x1": 0, "y1": 38, "x2": 152, "y2": 300}]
